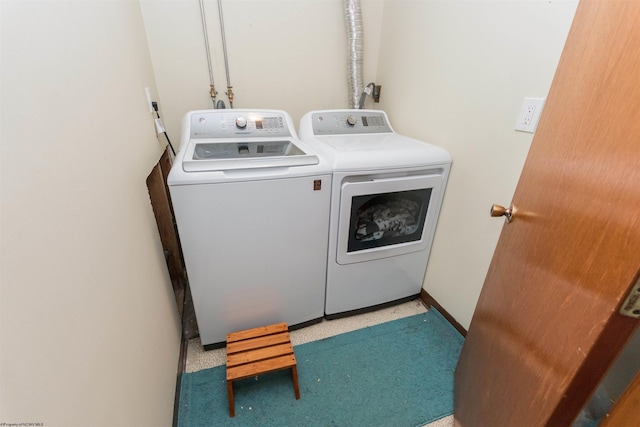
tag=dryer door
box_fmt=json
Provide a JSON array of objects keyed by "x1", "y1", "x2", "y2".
[{"x1": 336, "y1": 173, "x2": 444, "y2": 265}]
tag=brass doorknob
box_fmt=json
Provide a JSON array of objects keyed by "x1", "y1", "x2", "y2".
[{"x1": 490, "y1": 204, "x2": 516, "y2": 223}]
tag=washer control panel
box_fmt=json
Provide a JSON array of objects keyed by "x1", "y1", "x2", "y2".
[
  {"x1": 189, "y1": 110, "x2": 291, "y2": 139},
  {"x1": 311, "y1": 111, "x2": 393, "y2": 135}
]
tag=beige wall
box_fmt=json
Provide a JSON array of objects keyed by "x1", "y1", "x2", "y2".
[
  {"x1": 0, "y1": 2, "x2": 181, "y2": 426},
  {"x1": 376, "y1": 0, "x2": 578, "y2": 328},
  {"x1": 140, "y1": 0, "x2": 385, "y2": 147}
]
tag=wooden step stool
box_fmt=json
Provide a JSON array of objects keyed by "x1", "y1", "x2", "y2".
[{"x1": 225, "y1": 322, "x2": 300, "y2": 417}]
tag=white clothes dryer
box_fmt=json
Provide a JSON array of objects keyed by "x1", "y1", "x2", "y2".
[
  {"x1": 168, "y1": 109, "x2": 331, "y2": 348},
  {"x1": 299, "y1": 110, "x2": 451, "y2": 318}
]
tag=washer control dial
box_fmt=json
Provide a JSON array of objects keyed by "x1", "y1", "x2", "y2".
[
  {"x1": 346, "y1": 115, "x2": 357, "y2": 126},
  {"x1": 235, "y1": 116, "x2": 248, "y2": 129}
]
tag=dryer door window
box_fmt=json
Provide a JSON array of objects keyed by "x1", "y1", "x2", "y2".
[
  {"x1": 348, "y1": 188, "x2": 431, "y2": 252},
  {"x1": 337, "y1": 174, "x2": 444, "y2": 265}
]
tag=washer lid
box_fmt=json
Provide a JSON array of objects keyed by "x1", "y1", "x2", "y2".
[
  {"x1": 178, "y1": 109, "x2": 320, "y2": 172},
  {"x1": 181, "y1": 138, "x2": 319, "y2": 172}
]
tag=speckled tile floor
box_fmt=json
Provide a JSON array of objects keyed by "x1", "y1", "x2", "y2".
[{"x1": 185, "y1": 299, "x2": 454, "y2": 427}]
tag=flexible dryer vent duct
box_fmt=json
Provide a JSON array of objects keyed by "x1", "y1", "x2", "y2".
[{"x1": 344, "y1": 0, "x2": 364, "y2": 109}]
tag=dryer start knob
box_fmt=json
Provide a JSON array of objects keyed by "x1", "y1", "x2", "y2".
[
  {"x1": 235, "y1": 116, "x2": 248, "y2": 129},
  {"x1": 346, "y1": 115, "x2": 357, "y2": 126}
]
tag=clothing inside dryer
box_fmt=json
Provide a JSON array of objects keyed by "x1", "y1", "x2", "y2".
[{"x1": 348, "y1": 188, "x2": 432, "y2": 252}]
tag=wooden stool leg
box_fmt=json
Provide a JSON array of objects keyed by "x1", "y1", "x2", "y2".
[
  {"x1": 291, "y1": 366, "x2": 300, "y2": 400},
  {"x1": 227, "y1": 380, "x2": 235, "y2": 417}
]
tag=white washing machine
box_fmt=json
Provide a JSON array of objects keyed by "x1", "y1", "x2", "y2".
[
  {"x1": 299, "y1": 110, "x2": 451, "y2": 318},
  {"x1": 168, "y1": 109, "x2": 331, "y2": 349}
]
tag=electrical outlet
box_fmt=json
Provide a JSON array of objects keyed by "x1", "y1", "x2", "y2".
[
  {"x1": 155, "y1": 118, "x2": 166, "y2": 135},
  {"x1": 373, "y1": 85, "x2": 381, "y2": 103},
  {"x1": 145, "y1": 87, "x2": 154, "y2": 114},
  {"x1": 515, "y1": 97, "x2": 545, "y2": 133}
]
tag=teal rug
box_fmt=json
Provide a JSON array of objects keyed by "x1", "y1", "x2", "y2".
[{"x1": 178, "y1": 309, "x2": 463, "y2": 427}]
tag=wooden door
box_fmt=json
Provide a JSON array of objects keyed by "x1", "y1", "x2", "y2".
[{"x1": 454, "y1": 1, "x2": 640, "y2": 426}]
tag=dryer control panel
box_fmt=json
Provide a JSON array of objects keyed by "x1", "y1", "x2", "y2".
[{"x1": 310, "y1": 111, "x2": 393, "y2": 135}]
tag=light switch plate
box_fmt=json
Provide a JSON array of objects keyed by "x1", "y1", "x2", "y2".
[{"x1": 515, "y1": 97, "x2": 545, "y2": 133}]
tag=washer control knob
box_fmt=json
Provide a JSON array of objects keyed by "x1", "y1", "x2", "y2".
[
  {"x1": 346, "y1": 115, "x2": 357, "y2": 126},
  {"x1": 235, "y1": 116, "x2": 248, "y2": 129}
]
